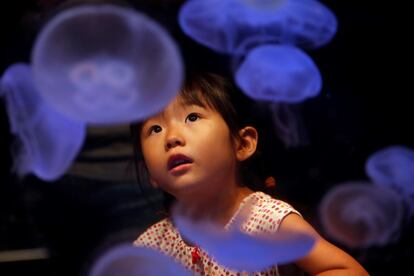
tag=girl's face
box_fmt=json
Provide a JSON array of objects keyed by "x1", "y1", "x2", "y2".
[{"x1": 140, "y1": 95, "x2": 240, "y2": 199}]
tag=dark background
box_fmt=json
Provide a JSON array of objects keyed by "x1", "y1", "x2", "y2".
[{"x1": 0, "y1": 1, "x2": 412, "y2": 275}]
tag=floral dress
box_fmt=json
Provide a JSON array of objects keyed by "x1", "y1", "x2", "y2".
[{"x1": 134, "y1": 192, "x2": 300, "y2": 275}]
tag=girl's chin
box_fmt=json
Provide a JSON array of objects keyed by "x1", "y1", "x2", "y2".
[{"x1": 166, "y1": 180, "x2": 208, "y2": 196}]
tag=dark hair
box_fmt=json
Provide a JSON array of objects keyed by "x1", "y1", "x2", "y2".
[{"x1": 130, "y1": 72, "x2": 268, "y2": 211}]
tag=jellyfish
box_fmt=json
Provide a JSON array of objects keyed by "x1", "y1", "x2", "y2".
[
  {"x1": 179, "y1": 0, "x2": 336, "y2": 148},
  {"x1": 31, "y1": 4, "x2": 183, "y2": 125},
  {"x1": 179, "y1": 0, "x2": 337, "y2": 55},
  {"x1": 365, "y1": 145, "x2": 414, "y2": 215},
  {"x1": 89, "y1": 244, "x2": 191, "y2": 276},
  {"x1": 172, "y1": 199, "x2": 315, "y2": 272},
  {"x1": 0, "y1": 63, "x2": 86, "y2": 181},
  {"x1": 235, "y1": 44, "x2": 322, "y2": 103},
  {"x1": 233, "y1": 45, "x2": 317, "y2": 147},
  {"x1": 268, "y1": 102, "x2": 309, "y2": 147},
  {"x1": 318, "y1": 181, "x2": 405, "y2": 249}
]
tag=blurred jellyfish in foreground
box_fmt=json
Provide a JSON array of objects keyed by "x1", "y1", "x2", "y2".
[
  {"x1": 179, "y1": 0, "x2": 337, "y2": 54},
  {"x1": 235, "y1": 45, "x2": 322, "y2": 102},
  {"x1": 0, "y1": 63, "x2": 86, "y2": 181},
  {"x1": 89, "y1": 244, "x2": 191, "y2": 276},
  {"x1": 172, "y1": 199, "x2": 315, "y2": 272},
  {"x1": 32, "y1": 4, "x2": 183, "y2": 125},
  {"x1": 319, "y1": 182, "x2": 405, "y2": 249},
  {"x1": 365, "y1": 145, "x2": 414, "y2": 215}
]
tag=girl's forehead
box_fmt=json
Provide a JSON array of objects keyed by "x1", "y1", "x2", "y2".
[
  {"x1": 144, "y1": 97, "x2": 208, "y2": 123},
  {"x1": 162, "y1": 98, "x2": 197, "y2": 116}
]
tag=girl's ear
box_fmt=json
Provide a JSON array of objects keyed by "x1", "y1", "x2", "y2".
[{"x1": 235, "y1": 126, "x2": 258, "y2": 161}]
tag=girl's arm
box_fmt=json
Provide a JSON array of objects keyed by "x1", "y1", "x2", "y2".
[{"x1": 279, "y1": 213, "x2": 369, "y2": 276}]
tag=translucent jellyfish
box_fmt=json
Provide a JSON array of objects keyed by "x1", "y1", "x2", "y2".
[
  {"x1": 268, "y1": 103, "x2": 309, "y2": 147},
  {"x1": 319, "y1": 182, "x2": 404, "y2": 249},
  {"x1": 235, "y1": 45, "x2": 322, "y2": 102},
  {"x1": 0, "y1": 63, "x2": 86, "y2": 181},
  {"x1": 89, "y1": 243, "x2": 191, "y2": 276},
  {"x1": 365, "y1": 145, "x2": 414, "y2": 215},
  {"x1": 31, "y1": 4, "x2": 183, "y2": 125},
  {"x1": 172, "y1": 199, "x2": 315, "y2": 272},
  {"x1": 179, "y1": 0, "x2": 337, "y2": 54}
]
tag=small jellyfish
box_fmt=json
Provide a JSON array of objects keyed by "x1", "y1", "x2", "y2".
[
  {"x1": 235, "y1": 44, "x2": 322, "y2": 103},
  {"x1": 172, "y1": 200, "x2": 315, "y2": 272},
  {"x1": 0, "y1": 63, "x2": 86, "y2": 181},
  {"x1": 268, "y1": 103, "x2": 309, "y2": 147},
  {"x1": 32, "y1": 4, "x2": 183, "y2": 125},
  {"x1": 179, "y1": 0, "x2": 337, "y2": 54},
  {"x1": 319, "y1": 182, "x2": 404, "y2": 249},
  {"x1": 365, "y1": 145, "x2": 414, "y2": 215},
  {"x1": 89, "y1": 243, "x2": 191, "y2": 276}
]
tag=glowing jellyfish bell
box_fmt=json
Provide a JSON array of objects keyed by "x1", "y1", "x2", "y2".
[
  {"x1": 235, "y1": 44, "x2": 322, "y2": 102},
  {"x1": 32, "y1": 4, "x2": 183, "y2": 125},
  {"x1": 179, "y1": 0, "x2": 337, "y2": 54},
  {"x1": 89, "y1": 244, "x2": 191, "y2": 276},
  {"x1": 0, "y1": 63, "x2": 86, "y2": 181},
  {"x1": 365, "y1": 145, "x2": 414, "y2": 214},
  {"x1": 319, "y1": 182, "x2": 404, "y2": 249}
]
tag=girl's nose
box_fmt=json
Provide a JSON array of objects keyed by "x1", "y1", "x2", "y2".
[{"x1": 165, "y1": 135, "x2": 184, "y2": 150}]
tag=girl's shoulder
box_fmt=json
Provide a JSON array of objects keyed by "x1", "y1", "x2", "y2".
[
  {"x1": 228, "y1": 191, "x2": 301, "y2": 234},
  {"x1": 254, "y1": 192, "x2": 299, "y2": 216}
]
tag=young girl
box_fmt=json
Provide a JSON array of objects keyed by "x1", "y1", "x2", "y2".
[{"x1": 130, "y1": 73, "x2": 368, "y2": 275}]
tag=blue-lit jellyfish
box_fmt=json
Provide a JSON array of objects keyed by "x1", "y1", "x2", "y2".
[
  {"x1": 0, "y1": 63, "x2": 86, "y2": 181},
  {"x1": 179, "y1": 0, "x2": 337, "y2": 148},
  {"x1": 32, "y1": 4, "x2": 183, "y2": 125},
  {"x1": 234, "y1": 44, "x2": 319, "y2": 147},
  {"x1": 172, "y1": 199, "x2": 315, "y2": 272},
  {"x1": 89, "y1": 244, "x2": 191, "y2": 276},
  {"x1": 235, "y1": 44, "x2": 322, "y2": 102},
  {"x1": 365, "y1": 145, "x2": 414, "y2": 215},
  {"x1": 179, "y1": 0, "x2": 337, "y2": 54},
  {"x1": 319, "y1": 182, "x2": 404, "y2": 249}
]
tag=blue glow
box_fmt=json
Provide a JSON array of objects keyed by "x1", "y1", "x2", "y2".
[
  {"x1": 319, "y1": 182, "x2": 404, "y2": 248},
  {"x1": 365, "y1": 145, "x2": 414, "y2": 215},
  {"x1": 172, "y1": 200, "x2": 315, "y2": 272},
  {"x1": 0, "y1": 63, "x2": 86, "y2": 181},
  {"x1": 235, "y1": 45, "x2": 321, "y2": 102},
  {"x1": 90, "y1": 244, "x2": 191, "y2": 276},
  {"x1": 179, "y1": 0, "x2": 337, "y2": 54},
  {"x1": 32, "y1": 4, "x2": 183, "y2": 125}
]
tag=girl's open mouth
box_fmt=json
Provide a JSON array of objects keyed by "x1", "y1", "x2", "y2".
[{"x1": 167, "y1": 154, "x2": 193, "y2": 172}]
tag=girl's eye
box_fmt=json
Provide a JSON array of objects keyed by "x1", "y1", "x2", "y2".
[
  {"x1": 149, "y1": 125, "x2": 162, "y2": 135},
  {"x1": 185, "y1": 113, "x2": 200, "y2": 123}
]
